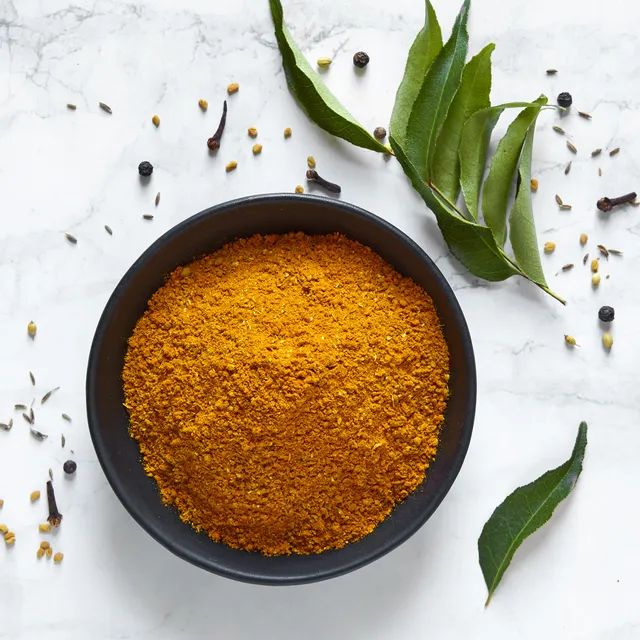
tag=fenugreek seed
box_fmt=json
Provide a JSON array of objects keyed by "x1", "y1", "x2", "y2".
[
  {"x1": 597, "y1": 244, "x2": 609, "y2": 259},
  {"x1": 543, "y1": 241, "x2": 556, "y2": 254},
  {"x1": 252, "y1": 144, "x2": 263, "y2": 155},
  {"x1": 198, "y1": 99, "x2": 208, "y2": 111},
  {"x1": 155, "y1": 192, "x2": 160, "y2": 207},
  {"x1": 579, "y1": 233, "x2": 588, "y2": 246},
  {"x1": 64, "y1": 232, "x2": 77, "y2": 245},
  {"x1": 602, "y1": 332, "x2": 613, "y2": 350},
  {"x1": 142, "y1": 214, "x2": 154, "y2": 220},
  {"x1": 151, "y1": 114, "x2": 160, "y2": 127},
  {"x1": 53, "y1": 551, "x2": 64, "y2": 563},
  {"x1": 317, "y1": 57, "x2": 332, "y2": 68},
  {"x1": 591, "y1": 259, "x2": 599, "y2": 273},
  {"x1": 609, "y1": 147, "x2": 620, "y2": 156},
  {"x1": 5, "y1": 534, "x2": 15, "y2": 546},
  {"x1": 578, "y1": 111, "x2": 592, "y2": 120},
  {"x1": 283, "y1": 127, "x2": 292, "y2": 139},
  {"x1": 61, "y1": 413, "x2": 71, "y2": 422},
  {"x1": 592, "y1": 273, "x2": 601, "y2": 287},
  {"x1": 0, "y1": 524, "x2": 7, "y2": 534},
  {"x1": 591, "y1": 148, "x2": 602, "y2": 157},
  {"x1": 307, "y1": 155, "x2": 316, "y2": 169},
  {"x1": 66, "y1": 103, "x2": 77, "y2": 110},
  {"x1": 559, "y1": 204, "x2": 572, "y2": 211},
  {"x1": 555, "y1": 194, "x2": 563, "y2": 206},
  {"x1": 566, "y1": 140, "x2": 577, "y2": 154},
  {"x1": 27, "y1": 321, "x2": 37, "y2": 338},
  {"x1": 227, "y1": 82, "x2": 239, "y2": 95},
  {"x1": 37, "y1": 547, "x2": 45, "y2": 559},
  {"x1": 30, "y1": 490, "x2": 41, "y2": 502},
  {"x1": 247, "y1": 127, "x2": 258, "y2": 138},
  {"x1": 104, "y1": 225, "x2": 113, "y2": 235},
  {"x1": 45, "y1": 547, "x2": 52, "y2": 559},
  {"x1": 225, "y1": 160, "x2": 237, "y2": 172},
  {"x1": 39, "y1": 523, "x2": 51, "y2": 533},
  {"x1": 564, "y1": 161, "x2": 572, "y2": 175},
  {"x1": 98, "y1": 102, "x2": 112, "y2": 114},
  {"x1": 295, "y1": 185, "x2": 304, "y2": 194},
  {"x1": 552, "y1": 125, "x2": 565, "y2": 135},
  {"x1": 530, "y1": 178, "x2": 539, "y2": 191},
  {"x1": 564, "y1": 334, "x2": 577, "y2": 346},
  {"x1": 40, "y1": 540, "x2": 50, "y2": 550}
]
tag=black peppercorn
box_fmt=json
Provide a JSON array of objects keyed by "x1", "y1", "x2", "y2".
[
  {"x1": 353, "y1": 51, "x2": 370, "y2": 68},
  {"x1": 598, "y1": 305, "x2": 615, "y2": 323},
  {"x1": 138, "y1": 161, "x2": 153, "y2": 177},
  {"x1": 557, "y1": 92, "x2": 572, "y2": 108},
  {"x1": 63, "y1": 459, "x2": 77, "y2": 475}
]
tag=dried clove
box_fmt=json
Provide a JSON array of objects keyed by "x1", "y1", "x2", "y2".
[
  {"x1": 207, "y1": 100, "x2": 227, "y2": 151},
  {"x1": 597, "y1": 192, "x2": 637, "y2": 212},
  {"x1": 46, "y1": 480, "x2": 62, "y2": 527},
  {"x1": 306, "y1": 169, "x2": 341, "y2": 194}
]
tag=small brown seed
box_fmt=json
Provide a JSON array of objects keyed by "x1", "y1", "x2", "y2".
[
  {"x1": 142, "y1": 214, "x2": 154, "y2": 221},
  {"x1": 546, "y1": 69, "x2": 558, "y2": 75},
  {"x1": 591, "y1": 148, "x2": 602, "y2": 157},
  {"x1": 27, "y1": 321, "x2": 37, "y2": 338},
  {"x1": 53, "y1": 551, "x2": 64, "y2": 563},
  {"x1": 98, "y1": 102, "x2": 112, "y2": 114},
  {"x1": 225, "y1": 160, "x2": 238, "y2": 172},
  {"x1": 597, "y1": 244, "x2": 609, "y2": 259},
  {"x1": 578, "y1": 111, "x2": 592, "y2": 120},
  {"x1": 552, "y1": 125, "x2": 565, "y2": 135},
  {"x1": 307, "y1": 155, "x2": 316, "y2": 169},
  {"x1": 198, "y1": 99, "x2": 208, "y2": 111},
  {"x1": 252, "y1": 144, "x2": 263, "y2": 155},
  {"x1": 566, "y1": 140, "x2": 577, "y2": 154},
  {"x1": 104, "y1": 225, "x2": 113, "y2": 235},
  {"x1": 64, "y1": 232, "x2": 77, "y2": 244},
  {"x1": 555, "y1": 194, "x2": 563, "y2": 206},
  {"x1": 591, "y1": 259, "x2": 599, "y2": 273},
  {"x1": 564, "y1": 161, "x2": 572, "y2": 175},
  {"x1": 609, "y1": 147, "x2": 620, "y2": 156},
  {"x1": 544, "y1": 241, "x2": 556, "y2": 254},
  {"x1": 247, "y1": 127, "x2": 258, "y2": 138},
  {"x1": 559, "y1": 204, "x2": 572, "y2": 211},
  {"x1": 294, "y1": 185, "x2": 304, "y2": 194},
  {"x1": 66, "y1": 103, "x2": 77, "y2": 110},
  {"x1": 283, "y1": 127, "x2": 292, "y2": 139},
  {"x1": 30, "y1": 490, "x2": 41, "y2": 502},
  {"x1": 530, "y1": 178, "x2": 539, "y2": 192},
  {"x1": 227, "y1": 82, "x2": 239, "y2": 95},
  {"x1": 579, "y1": 233, "x2": 588, "y2": 246},
  {"x1": 151, "y1": 114, "x2": 160, "y2": 127}
]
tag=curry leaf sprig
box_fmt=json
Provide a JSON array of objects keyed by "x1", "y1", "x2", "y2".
[{"x1": 269, "y1": 0, "x2": 565, "y2": 303}]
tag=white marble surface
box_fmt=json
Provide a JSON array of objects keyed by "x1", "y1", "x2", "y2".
[{"x1": 1, "y1": 0, "x2": 639, "y2": 637}]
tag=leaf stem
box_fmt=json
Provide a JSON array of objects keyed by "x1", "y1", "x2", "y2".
[{"x1": 428, "y1": 180, "x2": 474, "y2": 222}]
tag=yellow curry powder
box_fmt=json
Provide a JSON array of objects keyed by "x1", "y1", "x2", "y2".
[{"x1": 123, "y1": 232, "x2": 449, "y2": 555}]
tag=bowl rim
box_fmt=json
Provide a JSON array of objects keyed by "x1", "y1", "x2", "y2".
[{"x1": 86, "y1": 193, "x2": 476, "y2": 584}]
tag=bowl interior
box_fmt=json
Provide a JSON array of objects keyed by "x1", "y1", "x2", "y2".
[{"x1": 86, "y1": 194, "x2": 476, "y2": 585}]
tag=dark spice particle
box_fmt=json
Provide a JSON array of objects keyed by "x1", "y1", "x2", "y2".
[
  {"x1": 143, "y1": 214, "x2": 154, "y2": 220},
  {"x1": 557, "y1": 92, "x2": 572, "y2": 108},
  {"x1": 22, "y1": 412, "x2": 33, "y2": 425},
  {"x1": 155, "y1": 192, "x2": 160, "y2": 207},
  {"x1": 609, "y1": 147, "x2": 620, "y2": 157},
  {"x1": 591, "y1": 148, "x2": 602, "y2": 157},
  {"x1": 546, "y1": 68, "x2": 558, "y2": 75},
  {"x1": 598, "y1": 306, "x2": 615, "y2": 323},
  {"x1": 306, "y1": 169, "x2": 341, "y2": 194},
  {"x1": 0, "y1": 419, "x2": 13, "y2": 431},
  {"x1": 41, "y1": 387, "x2": 60, "y2": 405},
  {"x1": 353, "y1": 51, "x2": 370, "y2": 68},
  {"x1": 564, "y1": 161, "x2": 572, "y2": 175},
  {"x1": 207, "y1": 100, "x2": 228, "y2": 151},
  {"x1": 583, "y1": 253, "x2": 589, "y2": 265},
  {"x1": 66, "y1": 104, "x2": 77, "y2": 111},
  {"x1": 597, "y1": 192, "x2": 637, "y2": 212},
  {"x1": 14, "y1": 404, "x2": 27, "y2": 411},
  {"x1": 61, "y1": 413, "x2": 71, "y2": 422},
  {"x1": 597, "y1": 244, "x2": 609, "y2": 259},
  {"x1": 578, "y1": 111, "x2": 592, "y2": 120},
  {"x1": 138, "y1": 161, "x2": 153, "y2": 177},
  {"x1": 104, "y1": 225, "x2": 113, "y2": 235},
  {"x1": 562, "y1": 263, "x2": 574, "y2": 271},
  {"x1": 64, "y1": 232, "x2": 78, "y2": 244},
  {"x1": 30, "y1": 427, "x2": 48, "y2": 441},
  {"x1": 552, "y1": 125, "x2": 565, "y2": 135},
  {"x1": 46, "y1": 480, "x2": 62, "y2": 527},
  {"x1": 566, "y1": 140, "x2": 577, "y2": 154},
  {"x1": 373, "y1": 126, "x2": 387, "y2": 140},
  {"x1": 98, "y1": 102, "x2": 112, "y2": 114},
  {"x1": 63, "y1": 460, "x2": 77, "y2": 475},
  {"x1": 29, "y1": 371, "x2": 35, "y2": 385},
  {"x1": 608, "y1": 248, "x2": 623, "y2": 256},
  {"x1": 61, "y1": 434, "x2": 66, "y2": 448}
]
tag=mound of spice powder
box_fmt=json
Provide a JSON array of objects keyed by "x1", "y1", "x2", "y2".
[{"x1": 123, "y1": 232, "x2": 449, "y2": 555}]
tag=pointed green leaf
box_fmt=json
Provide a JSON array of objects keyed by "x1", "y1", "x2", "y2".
[
  {"x1": 390, "y1": 1, "x2": 443, "y2": 147},
  {"x1": 269, "y1": 0, "x2": 388, "y2": 153},
  {"x1": 390, "y1": 135, "x2": 517, "y2": 281},
  {"x1": 432, "y1": 43, "x2": 494, "y2": 202},
  {"x1": 479, "y1": 422, "x2": 587, "y2": 606},
  {"x1": 509, "y1": 124, "x2": 546, "y2": 286},
  {"x1": 481, "y1": 96, "x2": 548, "y2": 245},
  {"x1": 405, "y1": 0, "x2": 470, "y2": 177}
]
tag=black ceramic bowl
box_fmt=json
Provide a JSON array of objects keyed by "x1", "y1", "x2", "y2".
[{"x1": 87, "y1": 194, "x2": 476, "y2": 585}]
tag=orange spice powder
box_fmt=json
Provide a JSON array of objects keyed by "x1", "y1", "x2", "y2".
[{"x1": 123, "y1": 232, "x2": 449, "y2": 555}]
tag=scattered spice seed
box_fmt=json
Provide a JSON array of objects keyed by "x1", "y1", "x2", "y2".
[
  {"x1": 14, "y1": 404, "x2": 27, "y2": 411},
  {"x1": 579, "y1": 233, "x2": 588, "y2": 246},
  {"x1": 4, "y1": 532, "x2": 15, "y2": 546},
  {"x1": 22, "y1": 412, "x2": 33, "y2": 425},
  {"x1": 564, "y1": 335, "x2": 578, "y2": 347},
  {"x1": 307, "y1": 155, "x2": 316, "y2": 169},
  {"x1": 29, "y1": 371, "x2": 35, "y2": 385},
  {"x1": 543, "y1": 242, "x2": 556, "y2": 254},
  {"x1": 608, "y1": 249, "x2": 623, "y2": 256},
  {"x1": 30, "y1": 491, "x2": 41, "y2": 503},
  {"x1": 0, "y1": 500, "x2": 3, "y2": 509},
  {"x1": 30, "y1": 428, "x2": 48, "y2": 441},
  {"x1": 252, "y1": 144, "x2": 263, "y2": 155},
  {"x1": 138, "y1": 161, "x2": 153, "y2": 177},
  {"x1": 609, "y1": 147, "x2": 620, "y2": 157},
  {"x1": 39, "y1": 541, "x2": 50, "y2": 550},
  {"x1": 61, "y1": 413, "x2": 71, "y2": 422},
  {"x1": 560, "y1": 263, "x2": 574, "y2": 272},
  {"x1": 98, "y1": 102, "x2": 112, "y2": 114},
  {"x1": 225, "y1": 160, "x2": 238, "y2": 172},
  {"x1": 207, "y1": 100, "x2": 227, "y2": 151},
  {"x1": 151, "y1": 114, "x2": 160, "y2": 127},
  {"x1": 66, "y1": 103, "x2": 76, "y2": 110},
  {"x1": 61, "y1": 434, "x2": 65, "y2": 448},
  {"x1": 53, "y1": 551, "x2": 64, "y2": 564},
  {"x1": 46, "y1": 547, "x2": 52, "y2": 559},
  {"x1": 559, "y1": 204, "x2": 572, "y2": 211},
  {"x1": 64, "y1": 232, "x2": 78, "y2": 245},
  {"x1": 591, "y1": 259, "x2": 599, "y2": 273},
  {"x1": 591, "y1": 148, "x2": 602, "y2": 157},
  {"x1": 27, "y1": 321, "x2": 37, "y2": 338},
  {"x1": 283, "y1": 127, "x2": 292, "y2": 139},
  {"x1": 155, "y1": 192, "x2": 160, "y2": 207},
  {"x1": 557, "y1": 92, "x2": 573, "y2": 108},
  {"x1": 63, "y1": 460, "x2": 77, "y2": 475},
  {"x1": 597, "y1": 192, "x2": 637, "y2": 212},
  {"x1": 142, "y1": 214, "x2": 154, "y2": 220},
  {"x1": 39, "y1": 522, "x2": 51, "y2": 533},
  {"x1": 597, "y1": 244, "x2": 609, "y2": 259},
  {"x1": 598, "y1": 306, "x2": 615, "y2": 323},
  {"x1": 530, "y1": 178, "x2": 539, "y2": 191},
  {"x1": 555, "y1": 194, "x2": 563, "y2": 206},
  {"x1": 353, "y1": 51, "x2": 370, "y2": 68},
  {"x1": 295, "y1": 185, "x2": 304, "y2": 194},
  {"x1": 373, "y1": 126, "x2": 387, "y2": 140},
  {"x1": 317, "y1": 57, "x2": 332, "y2": 68},
  {"x1": 37, "y1": 547, "x2": 45, "y2": 559},
  {"x1": 602, "y1": 333, "x2": 613, "y2": 350},
  {"x1": 247, "y1": 127, "x2": 258, "y2": 138},
  {"x1": 41, "y1": 387, "x2": 60, "y2": 405},
  {"x1": 598, "y1": 167, "x2": 602, "y2": 177},
  {"x1": 578, "y1": 111, "x2": 592, "y2": 120},
  {"x1": 104, "y1": 225, "x2": 113, "y2": 235},
  {"x1": 0, "y1": 524, "x2": 7, "y2": 534},
  {"x1": 46, "y1": 481, "x2": 62, "y2": 528},
  {"x1": 198, "y1": 98, "x2": 208, "y2": 111},
  {"x1": 592, "y1": 273, "x2": 601, "y2": 287},
  {"x1": 566, "y1": 140, "x2": 577, "y2": 154},
  {"x1": 564, "y1": 161, "x2": 572, "y2": 175},
  {"x1": 0, "y1": 420, "x2": 12, "y2": 431},
  {"x1": 306, "y1": 169, "x2": 341, "y2": 194},
  {"x1": 552, "y1": 125, "x2": 565, "y2": 135},
  {"x1": 227, "y1": 82, "x2": 239, "y2": 95},
  {"x1": 546, "y1": 69, "x2": 558, "y2": 75}
]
